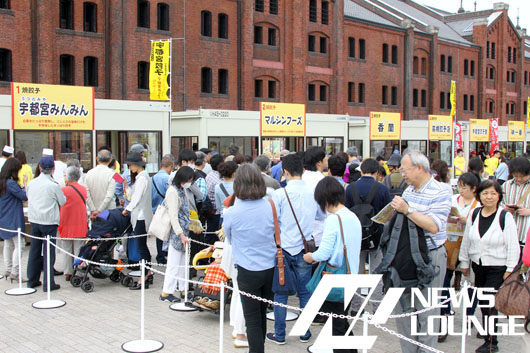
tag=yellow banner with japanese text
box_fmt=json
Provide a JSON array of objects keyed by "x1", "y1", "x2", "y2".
[
  {"x1": 469, "y1": 119, "x2": 490, "y2": 142},
  {"x1": 260, "y1": 102, "x2": 306, "y2": 136},
  {"x1": 508, "y1": 121, "x2": 525, "y2": 142},
  {"x1": 370, "y1": 112, "x2": 401, "y2": 140},
  {"x1": 11, "y1": 82, "x2": 94, "y2": 130},
  {"x1": 149, "y1": 40, "x2": 170, "y2": 101},
  {"x1": 428, "y1": 115, "x2": 452, "y2": 140},
  {"x1": 450, "y1": 80, "x2": 456, "y2": 118}
]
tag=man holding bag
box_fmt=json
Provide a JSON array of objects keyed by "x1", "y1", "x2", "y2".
[{"x1": 266, "y1": 154, "x2": 319, "y2": 345}]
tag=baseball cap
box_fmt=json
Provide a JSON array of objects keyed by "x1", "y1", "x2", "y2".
[
  {"x1": 200, "y1": 148, "x2": 212, "y2": 154},
  {"x1": 279, "y1": 149, "x2": 290, "y2": 158},
  {"x1": 2, "y1": 145, "x2": 13, "y2": 154},
  {"x1": 42, "y1": 148, "x2": 54, "y2": 156},
  {"x1": 40, "y1": 156, "x2": 55, "y2": 169}
]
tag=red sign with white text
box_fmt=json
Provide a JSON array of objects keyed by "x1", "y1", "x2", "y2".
[
  {"x1": 489, "y1": 119, "x2": 499, "y2": 156},
  {"x1": 455, "y1": 123, "x2": 463, "y2": 151}
]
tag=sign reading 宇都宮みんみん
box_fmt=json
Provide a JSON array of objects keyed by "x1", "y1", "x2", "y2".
[{"x1": 11, "y1": 82, "x2": 94, "y2": 130}]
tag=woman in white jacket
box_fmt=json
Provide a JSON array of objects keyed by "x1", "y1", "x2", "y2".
[{"x1": 459, "y1": 179, "x2": 520, "y2": 353}]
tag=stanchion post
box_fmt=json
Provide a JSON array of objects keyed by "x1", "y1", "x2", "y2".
[
  {"x1": 362, "y1": 312, "x2": 369, "y2": 353},
  {"x1": 141, "y1": 259, "x2": 145, "y2": 341},
  {"x1": 219, "y1": 282, "x2": 225, "y2": 353},
  {"x1": 184, "y1": 241, "x2": 190, "y2": 303},
  {"x1": 46, "y1": 235, "x2": 51, "y2": 301},
  {"x1": 17, "y1": 228, "x2": 22, "y2": 287},
  {"x1": 32, "y1": 234, "x2": 65, "y2": 308}
]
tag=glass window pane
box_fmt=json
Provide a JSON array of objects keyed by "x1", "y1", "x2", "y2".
[{"x1": 123, "y1": 132, "x2": 161, "y2": 173}]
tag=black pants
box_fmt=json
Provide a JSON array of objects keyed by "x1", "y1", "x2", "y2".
[
  {"x1": 134, "y1": 220, "x2": 151, "y2": 272},
  {"x1": 472, "y1": 262, "x2": 506, "y2": 345},
  {"x1": 155, "y1": 238, "x2": 167, "y2": 264},
  {"x1": 237, "y1": 266, "x2": 274, "y2": 353},
  {"x1": 27, "y1": 223, "x2": 58, "y2": 288},
  {"x1": 325, "y1": 301, "x2": 358, "y2": 353}
]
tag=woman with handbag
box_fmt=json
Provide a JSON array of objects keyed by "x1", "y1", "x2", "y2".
[
  {"x1": 459, "y1": 179, "x2": 520, "y2": 353},
  {"x1": 159, "y1": 166, "x2": 195, "y2": 303},
  {"x1": 439, "y1": 173, "x2": 480, "y2": 342},
  {"x1": 223, "y1": 164, "x2": 276, "y2": 353},
  {"x1": 304, "y1": 177, "x2": 362, "y2": 353}
]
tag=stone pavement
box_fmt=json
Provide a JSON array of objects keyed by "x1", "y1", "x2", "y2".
[{"x1": 0, "y1": 237, "x2": 526, "y2": 353}]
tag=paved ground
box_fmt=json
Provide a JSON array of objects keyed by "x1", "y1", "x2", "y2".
[{"x1": 0, "y1": 237, "x2": 527, "y2": 353}]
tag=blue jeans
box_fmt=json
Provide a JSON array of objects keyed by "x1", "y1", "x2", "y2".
[{"x1": 273, "y1": 251, "x2": 312, "y2": 340}]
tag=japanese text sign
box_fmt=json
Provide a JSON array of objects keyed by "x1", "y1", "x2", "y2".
[
  {"x1": 149, "y1": 40, "x2": 170, "y2": 101},
  {"x1": 369, "y1": 112, "x2": 401, "y2": 140},
  {"x1": 428, "y1": 115, "x2": 452, "y2": 140},
  {"x1": 469, "y1": 119, "x2": 490, "y2": 142},
  {"x1": 450, "y1": 81, "x2": 456, "y2": 118},
  {"x1": 260, "y1": 102, "x2": 306, "y2": 136},
  {"x1": 508, "y1": 121, "x2": 525, "y2": 142},
  {"x1": 12, "y1": 82, "x2": 94, "y2": 130},
  {"x1": 455, "y1": 123, "x2": 463, "y2": 150}
]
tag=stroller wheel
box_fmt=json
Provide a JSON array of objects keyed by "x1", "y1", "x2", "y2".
[
  {"x1": 81, "y1": 281, "x2": 94, "y2": 293},
  {"x1": 109, "y1": 271, "x2": 121, "y2": 283},
  {"x1": 121, "y1": 276, "x2": 133, "y2": 287},
  {"x1": 71, "y1": 276, "x2": 83, "y2": 288}
]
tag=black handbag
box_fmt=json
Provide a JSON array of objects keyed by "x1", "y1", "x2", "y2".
[{"x1": 283, "y1": 188, "x2": 316, "y2": 253}]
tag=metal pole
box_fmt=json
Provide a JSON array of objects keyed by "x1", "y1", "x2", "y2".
[
  {"x1": 141, "y1": 259, "x2": 145, "y2": 341},
  {"x1": 46, "y1": 235, "x2": 51, "y2": 301},
  {"x1": 461, "y1": 282, "x2": 467, "y2": 353},
  {"x1": 184, "y1": 242, "x2": 190, "y2": 303},
  {"x1": 17, "y1": 228, "x2": 22, "y2": 288},
  {"x1": 219, "y1": 281, "x2": 225, "y2": 353},
  {"x1": 362, "y1": 311, "x2": 369, "y2": 353}
]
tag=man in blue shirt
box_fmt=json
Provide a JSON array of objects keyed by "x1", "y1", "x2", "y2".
[
  {"x1": 151, "y1": 154, "x2": 174, "y2": 264},
  {"x1": 267, "y1": 153, "x2": 318, "y2": 345},
  {"x1": 271, "y1": 149, "x2": 290, "y2": 187},
  {"x1": 345, "y1": 158, "x2": 391, "y2": 314}
]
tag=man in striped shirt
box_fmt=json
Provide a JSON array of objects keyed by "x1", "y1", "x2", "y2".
[
  {"x1": 502, "y1": 157, "x2": 530, "y2": 244},
  {"x1": 390, "y1": 150, "x2": 452, "y2": 353}
]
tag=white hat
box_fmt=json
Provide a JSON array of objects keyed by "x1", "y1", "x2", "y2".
[
  {"x1": 42, "y1": 148, "x2": 53, "y2": 156},
  {"x1": 2, "y1": 145, "x2": 13, "y2": 154}
]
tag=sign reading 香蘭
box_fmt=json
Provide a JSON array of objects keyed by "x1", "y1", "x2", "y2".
[
  {"x1": 370, "y1": 112, "x2": 401, "y2": 140},
  {"x1": 260, "y1": 102, "x2": 306, "y2": 136},
  {"x1": 12, "y1": 82, "x2": 94, "y2": 130},
  {"x1": 428, "y1": 115, "x2": 452, "y2": 140}
]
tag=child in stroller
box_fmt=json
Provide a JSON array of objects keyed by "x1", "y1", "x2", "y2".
[{"x1": 70, "y1": 209, "x2": 131, "y2": 292}]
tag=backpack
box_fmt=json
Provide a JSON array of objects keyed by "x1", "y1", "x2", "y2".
[
  {"x1": 384, "y1": 173, "x2": 408, "y2": 197},
  {"x1": 349, "y1": 182, "x2": 382, "y2": 250},
  {"x1": 348, "y1": 163, "x2": 361, "y2": 183},
  {"x1": 194, "y1": 170, "x2": 215, "y2": 219},
  {"x1": 471, "y1": 207, "x2": 506, "y2": 231}
]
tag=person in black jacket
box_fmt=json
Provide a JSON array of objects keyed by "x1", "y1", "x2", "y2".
[{"x1": 345, "y1": 158, "x2": 391, "y2": 314}]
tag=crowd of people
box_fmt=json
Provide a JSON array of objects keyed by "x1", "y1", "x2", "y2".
[{"x1": 0, "y1": 142, "x2": 529, "y2": 353}]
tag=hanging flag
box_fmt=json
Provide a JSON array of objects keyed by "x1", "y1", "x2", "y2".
[
  {"x1": 149, "y1": 40, "x2": 170, "y2": 101},
  {"x1": 455, "y1": 123, "x2": 463, "y2": 150},
  {"x1": 527, "y1": 97, "x2": 530, "y2": 123},
  {"x1": 450, "y1": 80, "x2": 456, "y2": 118},
  {"x1": 489, "y1": 118, "x2": 499, "y2": 156}
]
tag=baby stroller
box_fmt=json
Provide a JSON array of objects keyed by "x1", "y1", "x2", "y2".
[
  {"x1": 190, "y1": 242, "x2": 232, "y2": 314},
  {"x1": 70, "y1": 209, "x2": 131, "y2": 293}
]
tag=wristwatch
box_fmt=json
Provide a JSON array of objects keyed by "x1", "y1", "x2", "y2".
[{"x1": 405, "y1": 207, "x2": 415, "y2": 216}]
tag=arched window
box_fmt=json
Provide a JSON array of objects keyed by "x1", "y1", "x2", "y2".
[{"x1": 201, "y1": 10, "x2": 212, "y2": 37}]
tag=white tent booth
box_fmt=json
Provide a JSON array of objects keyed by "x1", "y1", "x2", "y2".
[{"x1": 171, "y1": 109, "x2": 349, "y2": 157}]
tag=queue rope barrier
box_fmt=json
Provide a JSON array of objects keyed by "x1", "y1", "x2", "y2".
[{"x1": 6, "y1": 234, "x2": 504, "y2": 353}]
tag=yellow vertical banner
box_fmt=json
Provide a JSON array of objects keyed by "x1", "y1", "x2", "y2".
[
  {"x1": 450, "y1": 80, "x2": 456, "y2": 118},
  {"x1": 149, "y1": 40, "x2": 170, "y2": 101},
  {"x1": 428, "y1": 115, "x2": 453, "y2": 140},
  {"x1": 369, "y1": 112, "x2": 401, "y2": 140},
  {"x1": 508, "y1": 121, "x2": 525, "y2": 142},
  {"x1": 469, "y1": 119, "x2": 490, "y2": 142},
  {"x1": 527, "y1": 97, "x2": 530, "y2": 123}
]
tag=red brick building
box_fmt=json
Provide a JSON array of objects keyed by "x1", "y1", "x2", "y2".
[{"x1": 0, "y1": 0, "x2": 529, "y2": 126}]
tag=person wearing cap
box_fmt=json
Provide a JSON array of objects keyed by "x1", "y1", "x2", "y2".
[
  {"x1": 26, "y1": 156, "x2": 66, "y2": 290},
  {"x1": 42, "y1": 148, "x2": 67, "y2": 182},
  {"x1": 343, "y1": 146, "x2": 361, "y2": 183},
  {"x1": 271, "y1": 149, "x2": 289, "y2": 183},
  {"x1": 0, "y1": 145, "x2": 14, "y2": 171},
  {"x1": 85, "y1": 149, "x2": 116, "y2": 219},
  {"x1": 454, "y1": 148, "x2": 466, "y2": 177},
  {"x1": 122, "y1": 151, "x2": 153, "y2": 290},
  {"x1": 383, "y1": 154, "x2": 408, "y2": 195},
  {"x1": 200, "y1": 148, "x2": 213, "y2": 175},
  {"x1": 115, "y1": 143, "x2": 147, "y2": 206}
]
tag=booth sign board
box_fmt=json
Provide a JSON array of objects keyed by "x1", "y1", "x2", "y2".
[
  {"x1": 12, "y1": 82, "x2": 94, "y2": 130},
  {"x1": 508, "y1": 121, "x2": 525, "y2": 142},
  {"x1": 149, "y1": 40, "x2": 170, "y2": 101},
  {"x1": 260, "y1": 102, "x2": 306, "y2": 136},
  {"x1": 428, "y1": 115, "x2": 452, "y2": 140},
  {"x1": 369, "y1": 112, "x2": 401, "y2": 140},
  {"x1": 469, "y1": 119, "x2": 490, "y2": 142}
]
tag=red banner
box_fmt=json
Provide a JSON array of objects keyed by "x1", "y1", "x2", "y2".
[
  {"x1": 455, "y1": 123, "x2": 463, "y2": 151},
  {"x1": 489, "y1": 118, "x2": 499, "y2": 156}
]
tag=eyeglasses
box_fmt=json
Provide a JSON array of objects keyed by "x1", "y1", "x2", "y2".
[{"x1": 399, "y1": 166, "x2": 415, "y2": 175}]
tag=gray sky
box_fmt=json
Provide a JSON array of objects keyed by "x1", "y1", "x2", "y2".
[{"x1": 417, "y1": 0, "x2": 529, "y2": 33}]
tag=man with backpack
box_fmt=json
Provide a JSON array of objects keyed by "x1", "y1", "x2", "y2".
[
  {"x1": 385, "y1": 150, "x2": 452, "y2": 353},
  {"x1": 345, "y1": 158, "x2": 391, "y2": 313},
  {"x1": 384, "y1": 154, "x2": 408, "y2": 197}
]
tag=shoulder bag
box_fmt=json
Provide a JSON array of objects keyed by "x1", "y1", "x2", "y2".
[
  {"x1": 148, "y1": 194, "x2": 172, "y2": 242},
  {"x1": 495, "y1": 264, "x2": 530, "y2": 321},
  {"x1": 306, "y1": 213, "x2": 351, "y2": 302},
  {"x1": 445, "y1": 198, "x2": 477, "y2": 271},
  {"x1": 269, "y1": 199, "x2": 298, "y2": 296},
  {"x1": 283, "y1": 188, "x2": 316, "y2": 253}
]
